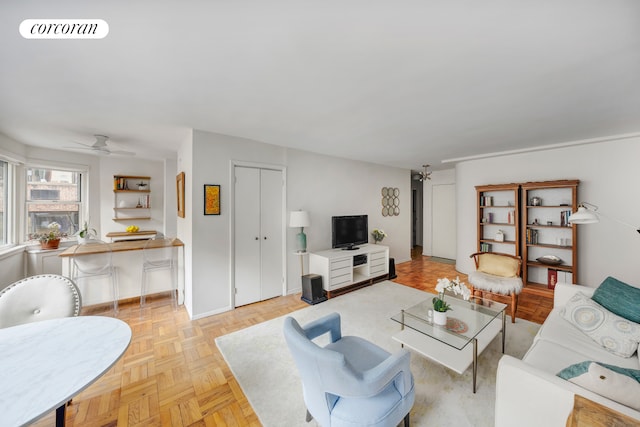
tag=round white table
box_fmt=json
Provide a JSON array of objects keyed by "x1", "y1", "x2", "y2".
[{"x1": 0, "y1": 316, "x2": 131, "y2": 426}]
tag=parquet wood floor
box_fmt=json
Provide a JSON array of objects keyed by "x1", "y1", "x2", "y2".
[{"x1": 30, "y1": 249, "x2": 551, "y2": 426}]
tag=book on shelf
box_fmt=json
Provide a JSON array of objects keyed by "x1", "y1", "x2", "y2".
[
  {"x1": 548, "y1": 269, "x2": 558, "y2": 290},
  {"x1": 480, "y1": 242, "x2": 492, "y2": 252},
  {"x1": 526, "y1": 228, "x2": 539, "y2": 244},
  {"x1": 560, "y1": 210, "x2": 572, "y2": 226}
]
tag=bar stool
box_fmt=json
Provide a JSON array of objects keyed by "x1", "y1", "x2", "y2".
[
  {"x1": 140, "y1": 237, "x2": 177, "y2": 308},
  {"x1": 72, "y1": 239, "x2": 118, "y2": 313}
]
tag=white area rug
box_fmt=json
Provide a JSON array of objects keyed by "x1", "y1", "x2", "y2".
[{"x1": 215, "y1": 281, "x2": 540, "y2": 427}]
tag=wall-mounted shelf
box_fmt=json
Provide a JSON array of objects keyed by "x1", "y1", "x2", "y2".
[{"x1": 113, "y1": 175, "x2": 151, "y2": 221}]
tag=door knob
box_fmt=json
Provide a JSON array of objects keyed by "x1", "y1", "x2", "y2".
[
  {"x1": 264, "y1": 236, "x2": 267, "y2": 240},
  {"x1": 255, "y1": 237, "x2": 259, "y2": 240}
]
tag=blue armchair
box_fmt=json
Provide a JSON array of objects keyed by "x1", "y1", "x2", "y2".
[{"x1": 284, "y1": 312, "x2": 415, "y2": 427}]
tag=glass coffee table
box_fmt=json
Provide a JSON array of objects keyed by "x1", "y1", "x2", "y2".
[{"x1": 391, "y1": 295, "x2": 506, "y2": 393}]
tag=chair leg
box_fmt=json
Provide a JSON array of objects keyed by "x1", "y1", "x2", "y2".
[
  {"x1": 141, "y1": 269, "x2": 147, "y2": 307},
  {"x1": 305, "y1": 409, "x2": 313, "y2": 422},
  {"x1": 111, "y1": 268, "x2": 119, "y2": 314},
  {"x1": 404, "y1": 413, "x2": 410, "y2": 426},
  {"x1": 510, "y1": 293, "x2": 518, "y2": 323}
]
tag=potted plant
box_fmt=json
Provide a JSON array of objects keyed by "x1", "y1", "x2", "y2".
[
  {"x1": 432, "y1": 277, "x2": 470, "y2": 325},
  {"x1": 371, "y1": 229, "x2": 387, "y2": 243},
  {"x1": 30, "y1": 222, "x2": 67, "y2": 250},
  {"x1": 75, "y1": 221, "x2": 97, "y2": 244}
]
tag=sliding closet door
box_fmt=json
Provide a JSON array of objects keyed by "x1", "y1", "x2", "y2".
[{"x1": 234, "y1": 166, "x2": 283, "y2": 307}]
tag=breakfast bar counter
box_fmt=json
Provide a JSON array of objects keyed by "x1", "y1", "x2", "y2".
[
  {"x1": 59, "y1": 238, "x2": 184, "y2": 306},
  {"x1": 58, "y1": 238, "x2": 184, "y2": 257}
]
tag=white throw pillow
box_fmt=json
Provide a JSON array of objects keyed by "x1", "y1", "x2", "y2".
[
  {"x1": 557, "y1": 361, "x2": 640, "y2": 411},
  {"x1": 560, "y1": 292, "x2": 640, "y2": 358}
]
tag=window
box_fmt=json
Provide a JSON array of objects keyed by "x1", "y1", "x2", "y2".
[
  {"x1": 26, "y1": 167, "x2": 82, "y2": 239},
  {"x1": 0, "y1": 160, "x2": 6, "y2": 245}
]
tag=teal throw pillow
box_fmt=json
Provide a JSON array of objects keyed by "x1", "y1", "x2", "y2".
[
  {"x1": 592, "y1": 276, "x2": 640, "y2": 324},
  {"x1": 557, "y1": 361, "x2": 640, "y2": 410}
]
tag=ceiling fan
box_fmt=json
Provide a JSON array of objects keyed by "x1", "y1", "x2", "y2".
[
  {"x1": 412, "y1": 164, "x2": 431, "y2": 181},
  {"x1": 67, "y1": 135, "x2": 135, "y2": 156}
]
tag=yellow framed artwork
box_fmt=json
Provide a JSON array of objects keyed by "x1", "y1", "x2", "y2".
[{"x1": 204, "y1": 184, "x2": 220, "y2": 215}]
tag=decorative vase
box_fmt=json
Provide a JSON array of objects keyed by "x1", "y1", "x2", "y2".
[
  {"x1": 433, "y1": 310, "x2": 447, "y2": 326},
  {"x1": 40, "y1": 239, "x2": 60, "y2": 250}
]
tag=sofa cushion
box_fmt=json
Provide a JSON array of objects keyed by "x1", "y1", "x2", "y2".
[
  {"x1": 477, "y1": 253, "x2": 519, "y2": 278},
  {"x1": 560, "y1": 292, "x2": 640, "y2": 358},
  {"x1": 592, "y1": 276, "x2": 640, "y2": 324},
  {"x1": 557, "y1": 361, "x2": 640, "y2": 411},
  {"x1": 534, "y1": 310, "x2": 640, "y2": 369}
]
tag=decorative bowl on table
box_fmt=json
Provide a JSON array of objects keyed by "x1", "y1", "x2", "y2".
[{"x1": 536, "y1": 255, "x2": 562, "y2": 266}]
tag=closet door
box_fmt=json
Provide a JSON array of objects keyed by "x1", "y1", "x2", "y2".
[
  {"x1": 259, "y1": 169, "x2": 283, "y2": 300},
  {"x1": 234, "y1": 167, "x2": 261, "y2": 307},
  {"x1": 234, "y1": 166, "x2": 283, "y2": 307}
]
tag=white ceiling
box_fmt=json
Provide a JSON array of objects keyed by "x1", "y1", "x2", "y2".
[{"x1": 1, "y1": 0, "x2": 639, "y2": 170}]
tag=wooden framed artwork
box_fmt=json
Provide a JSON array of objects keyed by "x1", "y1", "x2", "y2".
[
  {"x1": 204, "y1": 184, "x2": 220, "y2": 215},
  {"x1": 176, "y1": 172, "x2": 185, "y2": 218}
]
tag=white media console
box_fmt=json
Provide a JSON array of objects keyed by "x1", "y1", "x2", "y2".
[{"x1": 309, "y1": 244, "x2": 389, "y2": 296}]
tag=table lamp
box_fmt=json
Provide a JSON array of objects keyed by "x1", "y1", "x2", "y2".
[{"x1": 290, "y1": 210, "x2": 311, "y2": 252}]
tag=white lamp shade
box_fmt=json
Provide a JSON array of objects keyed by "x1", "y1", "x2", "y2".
[
  {"x1": 568, "y1": 206, "x2": 599, "y2": 224},
  {"x1": 290, "y1": 211, "x2": 311, "y2": 228}
]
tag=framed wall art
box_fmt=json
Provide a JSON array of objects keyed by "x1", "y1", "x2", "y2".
[
  {"x1": 176, "y1": 172, "x2": 185, "y2": 218},
  {"x1": 204, "y1": 184, "x2": 220, "y2": 215}
]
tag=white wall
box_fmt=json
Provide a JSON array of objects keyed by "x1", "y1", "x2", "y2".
[
  {"x1": 179, "y1": 130, "x2": 412, "y2": 319},
  {"x1": 177, "y1": 130, "x2": 194, "y2": 315},
  {"x1": 285, "y1": 148, "x2": 411, "y2": 291},
  {"x1": 455, "y1": 138, "x2": 640, "y2": 288},
  {"x1": 99, "y1": 157, "x2": 166, "y2": 239}
]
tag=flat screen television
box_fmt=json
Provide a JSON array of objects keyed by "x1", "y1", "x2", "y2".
[{"x1": 332, "y1": 215, "x2": 368, "y2": 250}]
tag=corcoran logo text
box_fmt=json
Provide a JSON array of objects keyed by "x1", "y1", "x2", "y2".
[{"x1": 20, "y1": 19, "x2": 109, "y2": 39}]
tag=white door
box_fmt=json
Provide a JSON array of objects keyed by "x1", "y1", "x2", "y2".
[
  {"x1": 234, "y1": 166, "x2": 283, "y2": 306},
  {"x1": 432, "y1": 184, "x2": 456, "y2": 259},
  {"x1": 259, "y1": 169, "x2": 283, "y2": 300}
]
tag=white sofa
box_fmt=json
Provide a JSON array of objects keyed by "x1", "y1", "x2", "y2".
[{"x1": 495, "y1": 282, "x2": 640, "y2": 426}]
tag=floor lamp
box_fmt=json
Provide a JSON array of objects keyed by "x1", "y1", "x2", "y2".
[{"x1": 569, "y1": 202, "x2": 640, "y2": 233}]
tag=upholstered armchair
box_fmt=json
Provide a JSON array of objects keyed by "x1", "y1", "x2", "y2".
[
  {"x1": 283, "y1": 312, "x2": 414, "y2": 427},
  {"x1": 468, "y1": 252, "x2": 523, "y2": 323}
]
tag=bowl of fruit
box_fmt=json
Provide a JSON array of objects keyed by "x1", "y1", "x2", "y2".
[{"x1": 126, "y1": 225, "x2": 139, "y2": 233}]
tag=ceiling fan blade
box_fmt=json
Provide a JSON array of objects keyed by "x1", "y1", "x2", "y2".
[{"x1": 109, "y1": 150, "x2": 136, "y2": 156}]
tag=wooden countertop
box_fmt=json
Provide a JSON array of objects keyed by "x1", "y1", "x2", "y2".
[
  {"x1": 58, "y1": 238, "x2": 184, "y2": 257},
  {"x1": 105, "y1": 230, "x2": 157, "y2": 238}
]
